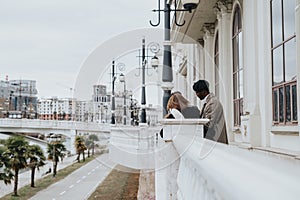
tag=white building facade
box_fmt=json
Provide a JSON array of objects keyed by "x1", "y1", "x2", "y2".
[
  {"x1": 37, "y1": 97, "x2": 74, "y2": 120},
  {"x1": 170, "y1": 0, "x2": 300, "y2": 152}
]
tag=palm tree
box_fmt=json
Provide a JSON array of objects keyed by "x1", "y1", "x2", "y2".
[
  {"x1": 75, "y1": 136, "x2": 87, "y2": 162},
  {"x1": 47, "y1": 141, "x2": 66, "y2": 177},
  {"x1": 88, "y1": 134, "x2": 99, "y2": 156},
  {"x1": 5, "y1": 136, "x2": 29, "y2": 196},
  {"x1": 28, "y1": 144, "x2": 46, "y2": 187},
  {"x1": 85, "y1": 139, "x2": 93, "y2": 158},
  {"x1": 0, "y1": 146, "x2": 14, "y2": 185}
]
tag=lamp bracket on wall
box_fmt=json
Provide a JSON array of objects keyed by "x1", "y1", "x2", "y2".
[{"x1": 150, "y1": 0, "x2": 199, "y2": 27}]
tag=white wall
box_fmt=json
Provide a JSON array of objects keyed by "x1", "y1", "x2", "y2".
[{"x1": 170, "y1": 0, "x2": 300, "y2": 152}]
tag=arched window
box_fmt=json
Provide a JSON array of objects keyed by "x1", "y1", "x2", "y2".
[
  {"x1": 271, "y1": 0, "x2": 297, "y2": 125},
  {"x1": 214, "y1": 32, "x2": 219, "y2": 98},
  {"x1": 232, "y1": 5, "x2": 243, "y2": 127}
]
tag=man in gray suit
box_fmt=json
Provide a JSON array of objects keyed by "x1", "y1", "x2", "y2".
[{"x1": 193, "y1": 80, "x2": 228, "y2": 144}]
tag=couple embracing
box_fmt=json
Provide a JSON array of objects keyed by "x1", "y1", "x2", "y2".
[{"x1": 165, "y1": 80, "x2": 228, "y2": 144}]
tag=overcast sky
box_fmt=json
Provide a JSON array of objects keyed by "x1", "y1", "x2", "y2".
[{"x1": 0, "y1": 0, "x2": 163, "y2": 101}]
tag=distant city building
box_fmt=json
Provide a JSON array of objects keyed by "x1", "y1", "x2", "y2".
[
  {"x1": 74, "y1": 85, "x2": 111, "y2": 123},
  {"x1": 37, "y1": 97, "x2": 74, "y2": 120},
  {"x1": 75, "y1": 100, "x2": 91, "y2": 122},
  {"x1": 0, "y1": 81, "x2": 10, "y2": 98},
  {"x1": 91, "y1": 85, "x2": 110, "y2": 123},
  {"x1": 0, "y1": 79, "x2": 38, "y2": 118},
  {"x1": 92, "y1": 85, "x2": 107, "y2": 101}
]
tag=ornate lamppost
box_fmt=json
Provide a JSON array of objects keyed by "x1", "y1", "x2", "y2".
[
  {"x1": 150, "y1": 0, "x2": 199, "y2": 115},
  {"x1": 111, "y1": 60, "x2": 125, "y2": 124},
  {"x1": 119, "y1": 73, "x2": 127, "y2": 125},
  {"x1": 137, "y1": 38, "x2": 160, "y2": 124}
]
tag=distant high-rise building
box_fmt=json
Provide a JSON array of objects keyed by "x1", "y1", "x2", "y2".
[
  {"x1": 91, "y1": 85, "x2": 110, "y2": 123},
  {"x1": 0, "y1": 79, "x2": 38, "y2": 118}
]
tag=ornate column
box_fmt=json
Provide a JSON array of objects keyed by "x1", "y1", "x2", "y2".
[
  {"x1": 256, "y1": 0, "x2": 273, "y2": 147},
  {"x1": 215, "y1": 0, "x2": 234, "y2": 142},
  {"x1": 202, "y1": 23, "x2": 215, "y2": 92},
  {"x1": 161, "y1": 1, "x2": 173, "y2": 116},
  {"x1": 240, "y1": 0, "x2": 263, "y2": 146}
]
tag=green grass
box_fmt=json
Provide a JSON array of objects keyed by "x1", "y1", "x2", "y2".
[
  {"x1": 88, "y1": 165, "x2": 140, "y2": 200},
  {"x1": 1, "y1": 154, "x2": 100, "y2": 200}
]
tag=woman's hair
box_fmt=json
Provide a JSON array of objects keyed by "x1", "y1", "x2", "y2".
[{"x1": 167, "y1": 92, "x2": 190, "y2": 112}]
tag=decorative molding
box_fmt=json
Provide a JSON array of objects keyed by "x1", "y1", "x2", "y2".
[
  {"x1": 178, "y1": 57, "x2": 188, "y2": 76},
  {"x1": 214, "y1": 0, "x2": 233, "y2": 14},
  {"x1": 200, "y1": 23, "x2": 215, "y2": 43},
  {"x1": 202, "y1": 23, "x2": 215, "y2": 35}
]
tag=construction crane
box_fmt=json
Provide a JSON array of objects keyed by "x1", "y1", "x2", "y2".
[{"x1": 56, "y1": 82, "x2": 75, "y2": 98}]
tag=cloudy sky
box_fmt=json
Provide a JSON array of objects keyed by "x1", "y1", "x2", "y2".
[{"x1": 0, "y1": 0, "x2": 163, "y2": 100}]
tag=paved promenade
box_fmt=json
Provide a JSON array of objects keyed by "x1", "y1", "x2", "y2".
[
  {"x1": 29, "y1": 154, "x2": 115, "y2": 200},
  {"x1": 0, "y1": 154, "x2": 78, "y2": 198}
]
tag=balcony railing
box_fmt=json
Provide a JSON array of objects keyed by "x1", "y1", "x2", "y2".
[
  {"x1": 272, "y1": 80, "x2": 298, "y2": 125},
  {"x1": 156, "y1": 119, "x2": 300, "y2": 200}
]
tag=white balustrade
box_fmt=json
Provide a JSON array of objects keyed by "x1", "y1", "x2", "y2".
[
  {"x1": 158, "y1": 119, "x2": 300, "y2": 200},
  {"x1": 155, "y1": 119, "x2": 208, "y2": 200}
]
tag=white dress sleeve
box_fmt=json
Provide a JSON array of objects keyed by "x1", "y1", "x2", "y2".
[{"x1": 169, "y1": 108, "x2": 184, "y2": 119}]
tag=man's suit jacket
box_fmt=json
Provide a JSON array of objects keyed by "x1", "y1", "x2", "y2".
[{"x1": 201, "y1": 93, "x2": 228, "y2": 144}]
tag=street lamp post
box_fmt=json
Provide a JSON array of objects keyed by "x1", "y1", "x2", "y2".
[
  {"x1": 128, "y1": 91, "x2": 134, "y2": 125},
  {"x1": 119, "y1": 73, "x2": 127, "y2": 125},
  {"x1": 111, "y1": 60, "x2": 125, "y2": 125},
  {"x1": 111, "y1": 60, "x2": 116, "y2": 124},
  {"x1": 22, "y1": 102, "x2": 27, "y2": 118},
  {"x1": 4, "y1": 99, "x2": 9, "y2": 118},
  {"x1": 150, "y1": 0, "x2": 199, "y2": 115},
  {"x1": 50, "y1": 101, "x2": 53, "y2": 120},
  {"x1": 139, "y1": 38, "x2": 160, "y2": 124},
  {"x1": 96, "y1": 103, "x2": 104, "y2": 123},
  {"x1": 141, "y1": 38, "x2": 147, "y2": 124},
  {"x1": 104, "y1": 104, "x2": 108, "y2": 123}
]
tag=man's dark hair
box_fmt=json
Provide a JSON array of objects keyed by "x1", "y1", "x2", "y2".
[{"x1": 193, "y1": 80, "x2": 210, "y2": 92}]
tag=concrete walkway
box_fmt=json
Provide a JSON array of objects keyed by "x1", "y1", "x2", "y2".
[
  {"x1": 29, "y1": 154, "x2": 115, "y2": 200},
  {"x1": 0, "y1": 154, "x2": 78, "y2": 198}
]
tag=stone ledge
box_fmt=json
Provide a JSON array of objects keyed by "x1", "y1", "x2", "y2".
[{"x1": 252, "y1": 146, "x2": 300, "y2": 159}]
